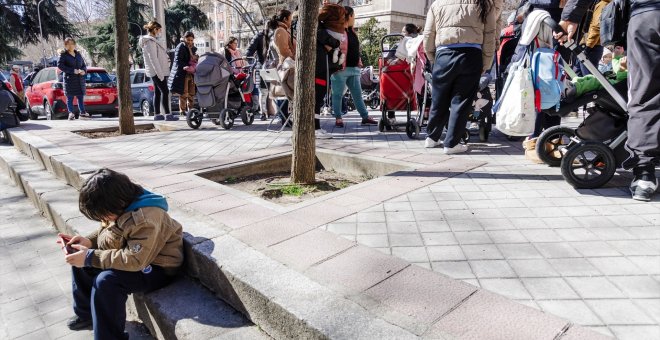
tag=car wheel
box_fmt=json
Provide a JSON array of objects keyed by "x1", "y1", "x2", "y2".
[
  {"x1": 44, "y1": 101, "x2": 54, "y2": 120},
  {"x1": 141, "y1": 100, "x2": 152, "y2": 117}
]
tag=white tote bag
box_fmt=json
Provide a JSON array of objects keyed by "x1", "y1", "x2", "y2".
[{"x1": 494, "y1": 57, "x2": 536, "y2": 136}]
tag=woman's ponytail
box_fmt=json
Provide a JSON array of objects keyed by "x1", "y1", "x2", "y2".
[{"x1": 477, "y1": 0, "x2": 493, "y2": 24}]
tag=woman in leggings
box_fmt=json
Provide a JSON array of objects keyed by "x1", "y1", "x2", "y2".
[{"x1": 140, "y1": 20, "x2": 178, "y2": 121}]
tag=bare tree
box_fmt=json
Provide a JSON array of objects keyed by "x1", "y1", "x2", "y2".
[
  {"x1": 114, "y1": 0, "x2": 135, "y2": 135},
  {"x1": 290, "y1": 0, "x2": 318, "y2": 184},
  {"x1": 67, "y1": 0, "x2": 111, "y2": 35}
]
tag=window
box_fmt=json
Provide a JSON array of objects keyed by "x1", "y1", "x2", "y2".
[
  {"x1": 32, "y1": 70, "x2": 45, "y2": 84},
  {"x1": 85, "y1": 71, "x2": 112, "y2": 83},
  {"x1": 47, "y1": 69, "x2": 57, "y2": 82},
  {"x1": 133, "y1": 72, "x2": 145, "y2": 84}
]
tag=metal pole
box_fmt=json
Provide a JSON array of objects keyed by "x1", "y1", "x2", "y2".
[{"x1": 37, "y1": 0, "x2": 46, "y2": 68}]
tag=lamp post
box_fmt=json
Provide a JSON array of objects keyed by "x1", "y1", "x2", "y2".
[{"x1": 37, "y1": 0, "x2": 47, "y2": 68}]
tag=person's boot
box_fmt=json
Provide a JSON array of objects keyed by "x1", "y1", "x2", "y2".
[
  {"x1": 66, "y1": 316, "x2": 92, "y2": 331},
  {"x1": 630, "y1": 166, "x2": 658, "y2": 202}
]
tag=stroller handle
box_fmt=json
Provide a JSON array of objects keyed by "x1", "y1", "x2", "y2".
[{"x1": 381, "y1": 34, "x2": 404, "y2": 53}]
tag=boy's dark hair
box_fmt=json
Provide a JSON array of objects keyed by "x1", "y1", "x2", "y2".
[{"x1": 79, "y1": 168, "x2": 144, "y2": 222}]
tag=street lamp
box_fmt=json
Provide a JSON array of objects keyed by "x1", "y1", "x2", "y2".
[{"x1": 37, "y1": 0, "x2": 47, "y2": 68}]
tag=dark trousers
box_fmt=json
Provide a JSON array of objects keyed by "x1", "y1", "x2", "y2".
[
  {"x1": 579, "y1": 45, "x2": 605, "y2": 76},
  {"x1": 313, "y1": 83, "x2": 324, "y2": 130},
  {"x1": 623, "y1": 10, "x2": 660, "y2": 170},
  {"x1": 152, "y1": 75, "x2": 170, "y2": 115},
  {"x1": 427, "y1": 47, "x2": 482, "y2": 147},
  {"x1": 72, "y1": 266, "x2": 172, "y2": 340}
]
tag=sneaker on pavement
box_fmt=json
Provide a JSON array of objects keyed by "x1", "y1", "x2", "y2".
[
  {"x1": 164, "y1": 114, "x2": 179, "y2": 121},
  {"x1": 443, "y1": 143, "x2": 468, "y2": 154},
  {"x1": 361, "y1": 117, "x2": 378, "y2": 125},
  {"x1": 67, "y1": 112, "x2": 75, "y2": 120},
  {"x1": 79, "y1": 112, "x2": 91, "y2": 119},
  {"x1": 154, "y1": 114, "x2": 165, "y2": 121},
  {"x1": 630, "y1": 177, "x2": 658, "y2": 202},
  {"x1": 424, "y1": 137, "x2": 442, "y2": 148},
  {"x1": 67, "y1": 316, "x2": 92, "y2": 331},
  {"x1": 315, "y1": 129, "x2": 333, "y2": 139}
]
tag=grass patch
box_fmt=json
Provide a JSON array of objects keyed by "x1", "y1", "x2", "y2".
[{"x1": 279, "y1": 184, "x2": 306, "y2": 197}]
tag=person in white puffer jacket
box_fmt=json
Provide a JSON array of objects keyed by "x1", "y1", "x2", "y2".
[{"x1": 139, "y1": 20, "x2": 178, "y2": 121}]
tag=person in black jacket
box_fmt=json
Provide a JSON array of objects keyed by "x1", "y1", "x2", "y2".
[
  {"x1": 558, "y1": 0, "x2": 660, "y2": 201},
  {"x1": 57, "y1": 38, "x2": 90, "y2": 120},
  {"x1": 168, "y1": 31, "x2": 198, "y2": 114}
]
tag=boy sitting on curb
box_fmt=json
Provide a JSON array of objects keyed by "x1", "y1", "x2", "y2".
[{"x1": 60, "y1": 168, "x2": 183, "y2": 340}]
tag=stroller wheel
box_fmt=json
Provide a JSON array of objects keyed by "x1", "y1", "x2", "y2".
[
  {"x1": 241, "y1": 110, "x2": 255, "y2": 126},
  {"x1": 536, "y1": 126, "x2": 576, "y2": 167},
  {"x1": 186, "y1": 109, "x2": 203, "y2": 129},
  {"x1": 561, "y1": 141, "x2": 616, "y2": 189},
  {"x1": 478, "y1": 119, "x2": 492, "y2": 142},
  {"x1": 369, "y1": 98, "x2": 380, "y2": 110},
  {"x1": 220, "y1": 109, "x2": 234, "y2": 130},
  {"x1": 461, "y1": 131, "x2": 470, "y2": 144},
  {"x1": 406, "y1": 119, "x2": 420, "y2": 139},
  {"x1": 378, "y1": 118, "x2": 386, "y2": 132}
]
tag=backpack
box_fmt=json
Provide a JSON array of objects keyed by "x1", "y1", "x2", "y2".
[
  {"x1": 600, "y1": 0, "x2": 630, "y2": 46},
  {"x1": 531, "y1": 47, "x2": 564, "y2": 112}
]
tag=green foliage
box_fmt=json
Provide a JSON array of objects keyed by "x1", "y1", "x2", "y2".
[
  {"x1": 279, "y1": 184, "x2": 306, "y2": 197},
  {"x1": 0, "y1": 0, "x2": 77, "y2": 63},
  {"x1": 357, "y1": 18, "x2": 387, "y2": 67},
  {"x1": 165, "y1": 1, "x2": 209, "y2": 49}
]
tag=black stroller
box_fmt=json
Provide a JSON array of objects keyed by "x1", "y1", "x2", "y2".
[
  {"x1": 0, "y1": 80, "x2": 28, "y2": 143},
  {"x1": 537, "y1": 18, "x2": 630, "y2": 189}
]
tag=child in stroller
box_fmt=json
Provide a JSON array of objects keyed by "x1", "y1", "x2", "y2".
[{"x1": 186, "y1": 53, "x2": 256, "y2": 130}]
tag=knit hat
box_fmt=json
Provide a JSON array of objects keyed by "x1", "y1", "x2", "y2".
[
  {"x1": 319, "y1": 4, "x2": 346, "y2": 34},
  {"x1": 602, "y1": 47, "x2": 613, "y2": 59}
]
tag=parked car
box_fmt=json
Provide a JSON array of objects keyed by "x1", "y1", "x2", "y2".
[
  {"x1": 130, "y1": 68, "x2": 185, "y2": 116},
  {"x1": 0, "y1": 72, "x2": 13, "y2": 92},
  {"x1": 24, "y1": 67, "x2": 118, "y2": 120}
]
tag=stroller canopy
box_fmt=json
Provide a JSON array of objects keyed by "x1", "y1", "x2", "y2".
[{"x1": 194, "y1": 52, "x2": 233, "y2": 110}]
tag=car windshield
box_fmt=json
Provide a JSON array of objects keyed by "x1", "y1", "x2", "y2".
[{"x1": 86, "y1": 71, "x2": 112, "y2": 83}]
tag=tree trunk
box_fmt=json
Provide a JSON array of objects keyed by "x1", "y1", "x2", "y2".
[
  {"x1": 114, "y1": 0, "x2": 135, "y2": 135},
  {"x1": 290, "y1": 0, "x2": 319, "y2": 184}
]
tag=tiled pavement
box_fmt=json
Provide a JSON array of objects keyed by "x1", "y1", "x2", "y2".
[
  {"x1": 11, "y1": 111, "x2": 660, "y2": 339},
  {"x1": 0, "y1": 170, "x2": 152, "y2": 339}
]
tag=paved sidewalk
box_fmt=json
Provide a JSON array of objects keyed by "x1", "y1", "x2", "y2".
[
  {"x1": 11, "y1": 111, "x2": 660, "y2": 339},
  {"x1": 0, "y1": 172, "x2": 152, "y2": 339}
]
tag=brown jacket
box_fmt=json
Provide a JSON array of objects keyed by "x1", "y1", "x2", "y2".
[
  {"x1": 86, "y1": 207, "x2": 184, "y2": 274},
  {"x1": 585, "y1": 0, "x2": 611, "y2": 48},
  {"x1": 273, "y1": 22, "x2": 296, "y2": 64},
  {"x1": 423, "y1": 0, "x2": 501, "y2": 71}
]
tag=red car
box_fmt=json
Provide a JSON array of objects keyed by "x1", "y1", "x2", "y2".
[{"x1": 24, "y1": 67, "x2": 118, "y2": 119}]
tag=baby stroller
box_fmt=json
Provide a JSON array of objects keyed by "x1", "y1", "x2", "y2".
[
  {"x1": 536, "y1": 18, "x2": 629, "y2": 189},
  {"x1": 378, "y1": 34, "x2": 417, "y2": 134},
  {"x1": 187, "y1": 53, "x2": 256, "y2": 130},
  {"x1": 360, "y1": 66, "x2": 380, "y2": 110},
  {"x1": 466, "y1": 75, "x2": 495, "y2": 142},
  {"x1": 0, "y1": 80, "x2": 27, "y2": 143}
]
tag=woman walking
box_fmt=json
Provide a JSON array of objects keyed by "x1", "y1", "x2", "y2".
[
  {"x1": 139, "y1": 20, "x2": 178, "y2": 121},
  {"x1": 269, "y1": 9, "x2": 296, "y2": 126},
  {"x1": 57, "y1": 38, "x2": 90, "y2": 120},
  {"x1": 168, "y1": 31, "x2": 198, "y2": 114},
  {"x1": 329, "y1": 6, "x2": 378, "y2": 128},
  {"x1": 423, "y1": 0, "x2": 498, "y2": 154}
]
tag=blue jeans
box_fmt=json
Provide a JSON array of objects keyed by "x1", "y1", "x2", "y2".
[
  {"x1": 72, "y1": 266, "x2": 173, "y2": 340},
  {"x1": 66, "y1": 95, "x2": 86, "y2": 113},
  {"x1": 331, "y1": 67, "x2": 368, "y2": 119}
]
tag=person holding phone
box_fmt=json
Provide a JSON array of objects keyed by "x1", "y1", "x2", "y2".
[
  {"x1": 60, "y1": 168, "x2": 183, "y2": 339},
  {"x1": 57, "y1": 38, "x2": 90, "y2": 120}
]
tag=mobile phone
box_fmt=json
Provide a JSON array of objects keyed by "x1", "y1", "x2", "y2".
[{"x1": 59, "y1": 236, "x2": 75, "y2": 255}]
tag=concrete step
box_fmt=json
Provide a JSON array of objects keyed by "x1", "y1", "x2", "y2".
[{"x1": 0, "y1": 144, "x2": 267, "y2": 340}]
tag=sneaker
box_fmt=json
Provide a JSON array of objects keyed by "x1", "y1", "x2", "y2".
[
  {"x1": 424, "y1": 137, "x2": 442, "y2": 148},
  {"x1": 630, "y1": 177, "x2": 658, "y2": 202},
  {"x1": 154, "y1": 114, "x2": 165, "y2": 121},
  {"x1": 335, "y1": 118, "x2": 344, "y2": 128},
  {"x1": 79, "y1": 112, "x2": 91, "y2": 119},
  {"x1": 66, "y1": 316, "x2": 92, "y2": 331},
  {"x1": 443, "y1": 144, "x2": 469, "y2": 154},
  {"x1": 315, "y1": 129, "x2": 333, "y2": 139},
  {"x1": 67, "y1": 112, "x2": 75, "y2": 120},
  {"x1": 387, "y1": 117, "x2": 397, "y2": 126},
  {"x1": 361, "y1": 117, "x2": 378, "y2": 125},
  {"x1": 164, "y1": 114, "x2": 179, "y2": 121}
]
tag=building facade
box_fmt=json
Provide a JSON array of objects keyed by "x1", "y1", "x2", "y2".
[{"x1": 348, "y1": 0, "x2": 432, "y2": 33}]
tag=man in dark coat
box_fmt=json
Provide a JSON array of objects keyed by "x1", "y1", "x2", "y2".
[
  {"x1": 558, "y1": 0, "x2": 660, "y2": 201},
  {"x1": 57, "y1": 38, "x2": 89, "y2": 120},
  {"x1": 168, "y1": 32, "x2": 197, "y2": 113}
]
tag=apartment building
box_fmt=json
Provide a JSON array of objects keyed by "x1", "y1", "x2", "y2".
[{"x1": 348, "y1": 0, "x2": 431, "y2": 33}]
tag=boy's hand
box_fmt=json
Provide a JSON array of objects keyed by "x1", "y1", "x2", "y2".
[
  {"x1": 63, "y1": 234, "x2": 92, "y2": 249},
  {"x1": 65, "y1": 244, "x2": 89, "y2": 268}
]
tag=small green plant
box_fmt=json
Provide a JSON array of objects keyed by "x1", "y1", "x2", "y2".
[
  {"x1": 336, "y1": 181, "x2": 351, "y2": 189},
  {"x1": 224, "y1": 176, "x2": 237, "y2": 183},
  {"x1": 280, "y1": 184, "x2": 306, "y2": 197}
]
